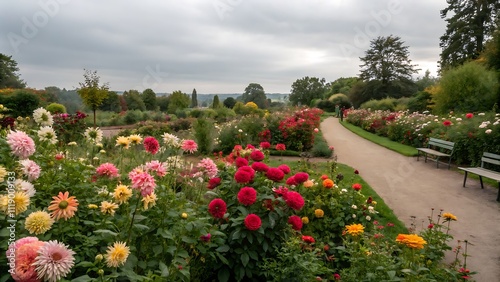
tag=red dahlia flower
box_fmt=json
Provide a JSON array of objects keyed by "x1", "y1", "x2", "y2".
[
  {"x1": 352, "y1": 183, "x2": 362, "y2": 191},
  {"x1": 288, "y1": 215, "x2": 303, "y2": 230},
  {"x1": 251, "y1": 162, "x2": 269, "y2": 172},
  {"x1": 207, "y1": 177, "x2": 221, "y2": 189},
  {"x1": 143, "y1": 136, "x2": 159, "y2": 154},
  {"x1": 250, "y1": 150, "x2": 265, "y2": 161},
  {"x1": 237, "y1": 187, "x2": 257, "y2": 206},
  {"x1": 465, "y1": 113, "x2": 474, "y2": 119},
  {"x1": 286, "y1": 176, "x2": 298, "y2": 186},
  {"x1": 260, "y1": 141, "x2": 270, "y2": 149},
  {"x1": 277, "y1": 164, "x2": 291, "y2": 174},
  {"x1": 208, "y1": 198, "x2": 227, "y2": 219},
  {"x1": 284, "y1": 191, "x2": 304, "y2": 210},
  {"x1": 266, "y1": 167, "x2": 285, "y2": 182},
  {"x1": 293, "y1": 172, "x2": 309, "y2": 183},
  {"x1": 235, "y1": 157, "x2": 248, "y2": 167},
  {"x1": 275, "y1": 143, "x2": 286, "y2": 151},
  {"x1": 234, "y1": 170, "x2": 252, "y2": 184},
  {"x1": 443, "y1": 120, "x2": 452, "y2": 126},
  {"x1": 302, "y1": 235, "x2": 315, "y2": 244},
  {"x1": 244, "y1": 214, "x2": 262, "y2": 231}
]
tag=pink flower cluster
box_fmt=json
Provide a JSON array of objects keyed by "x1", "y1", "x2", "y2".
[
  {"x1": 196, "y1": 158, "x2": 219, "y2": 179},
  {"x1": 181, "y1": 139, "x2": 198, "y2": 154},
  {"x1": 129, "y1": 170, "x2": 156, "y2": 196},
  {"x1": 6, "y1": 130, "x2": 36, "y2": 159},
  {"x1": 96, "y1": 163, "x2": 119, "y2": 178},
  {"x1": 145, "y1": 160, "x2": 167, "y2": 177}
]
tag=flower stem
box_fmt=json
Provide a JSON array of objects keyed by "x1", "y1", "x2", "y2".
[{"x1": 127, "y1": 195, "x2": 141, "y2": 244}]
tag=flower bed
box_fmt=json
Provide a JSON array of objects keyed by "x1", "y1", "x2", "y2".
[{"x1": 0, "y1": 106, "x2": 475, "y2": 281}]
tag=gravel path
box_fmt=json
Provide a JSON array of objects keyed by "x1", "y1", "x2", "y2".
[{"x1": 320, "y1": 117, "x2": 500, "y2": 282}]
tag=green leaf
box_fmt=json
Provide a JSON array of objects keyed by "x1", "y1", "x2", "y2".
[
  {"x1": 215, "y1": 252, "x2": 229, "y2": 265},
  {"x1": 185, "y1": 222, "x2": 193, "y2": 232},
  {"x1": 133, "y1": 224, "x2": 149, "y2": 231},
  {"x1": 71, "y1": 275, "x2": 92, "y2": 282},
  {"x1": 159, "y1": 262, "x2": 169, "y2": 277},
  {"x1": 93, "y1": 229, "x2": 117, "y2": 236},
  {"x1": 231, "y1": 229, "x2": 241, "y2": 240},
  {"x1": 218, "y1": 268, "x2": 230, "y2": 282},
  {"x1": 241, "y1": 253, "x2": 249, "y2": 267},
  {"x1": 216, "y1": 245, "x2": 230, "y2": 252}
]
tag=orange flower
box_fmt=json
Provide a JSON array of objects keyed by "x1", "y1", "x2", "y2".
[
  {"x1": 303, "y1": 180, "x2": 314, "y2": 188},
  {"x1": 322, "y1": 179, "x2": 334, "y2": 189},
  {"x1": 48, "y1": 192, "x2": 79, "y2": 221},
  {"x1": 395, "y1": 234, "x2": 427, "y2": 249},
  {"x1": 345, "y1": 223, "x2": 364, "y2": 236}
]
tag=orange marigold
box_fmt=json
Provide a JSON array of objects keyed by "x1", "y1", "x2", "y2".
[
  {"x1": 396, "y1": 234, "x2": 427, "y2": 249},
  {"x1": 48, "y1": 192, "x2": 79, "y2": 221},
  {"x1": 322, "y1": 179, "x2": 334, "y2": 189},
  {"x1": 345, "y1": 223, "x2": 364, "y2": 236}
]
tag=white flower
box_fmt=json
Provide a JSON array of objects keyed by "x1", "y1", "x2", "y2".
[
  {"x1": 162, "y1": 133, "x2": 181, "y2": 148},
  {"x1": 352, "y1": 214, "x2": 357, "y2": 219},
  {"x1": 37, "y1": 126, "x2": 58, "y2": 144},
  {"x1": 68, "y1": 142, "x2": 77, "y2": 146},
  {"x1": 15, "y1": 179, "x2": 36, "y2": 197},
  {"x1": 485, "y1": 129, "x2": 492, "y2": 134},
  {"x1": 455, "y1": 118, "x2": 462, "y2": 121},
  {"x1": 366, "y1": 216, "x2": 371, "y2": 221},
  {"x1": 368, "y1": 206, "x2": 377, "y2": 214},
  {"x1": 33, "y1": 107, "x2": 53, "y2": 126},
  {"x1": 341, "y1": 189, "x2": 347, "y2": 193},
  {"x1": 478, "y1": 113, "x2": 485, "y2": 116},
  {"x1": 84, "y1": 127, "x2": 103, "y2": 144},
  {"x1": 238, "y1": 129, "x2": 243, "y2": 133},
  {"x1": 351, "y1": 205, "x2": 357, "y2": 209}
]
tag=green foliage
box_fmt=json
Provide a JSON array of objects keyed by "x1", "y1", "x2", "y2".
[
  {"x1": 124, "y1": 110, "x2": 141, "y2": 125},
  {"x1": 123, "y1": 90, "x2": 146, "y2": 111},
  {"x1": 310, "y1": 133, "x2": 333, "y2": 158},
  {"x1": 316, "y1": 99, "x2": 336, "y2": 112},
  {"x1": 360, "y1": 98, "x2": 398, "y2": 111},
  {"x1": 233, "y1": 102, "x2": 251, "y2": 115},
  {"x1": 289, "y1": 76, "x2": 327, "y2": 106},
  {"x1": 327, "y1": 77, "x2": 359, "y2": 96},
  {"x1": 241, "y1": 83, "x2": 268, "y2": 109},
  {"x1": 169, "y1": 118, "x2": 192, "y2": 132},
  {"x1": 193, "y1": 118, "x2": 215, "y2": 154},
  {"x1": 168, "y1": 91, "x2": 190, "y2": 114},
  {"x1": 99, "y1": 91, "x2": 121, "y2": 112},
  {"x1": 328, "y1": 93, "x2": 352, "y2": 109},
  {"x1": 142, "y1": 88, "x2": 157, "y2": 111},
  {"x1": 191, "y1": 88, "x2": 198, "y2": 108},
  {"x1": 189, "y1": 109, "x2": 205, "y2": 118},
  {"x1": 1, "y1": 89, "x2": 40, "y2": 117},
  {"x1": 223, "y1": 97, "x2": 237, "y2": 109},
  {"x1": 157, "y1": 95, "x2": 169, "y2": 112},
  {"x1": 212, "y1": 95, "x2": 221, "y2": 109},
  {"x1": 439, "y1": 0, "x2": 499, "y2": 69},
  {"x1": 46, "y1": 102, "x2": 67, "y2": 114},
  {"x1": 130, "y1": 121, "x2": 171, "y2": 140},
  {"x1": 407, "y1": 91, "x2": 432, "y2": 113},
  {"x1": 432, "y1": 61, "x2": 499, "y2": 114},
  {"x1": 214, "y1": 107, "x2": 236, "y2": 123},
  {"x1": 0, "y1": 53, "x2": 26, "y2": 88}
]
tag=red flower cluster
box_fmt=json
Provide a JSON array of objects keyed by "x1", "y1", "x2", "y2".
[
  {"x1": 286, "y1": 176, "x2": 297, "y2": 186},
  {"x1": 275, "y1": 143, "x2": 286, "y2": 151},
  {"x1": 288, "y1": 215, "x2": 303, "y2": 230},
  {"x1": 207, "y1": 177, "x2": 221, "y2": 189},
  {"x1": 237, "y1": 187, "x2": 257, "y2": 206},
  {"x1": 234, "y1": 166, "x2": 255, "y2": 183},
  {"x1": 258, "y1": 129, "x2": 271, "y2": 142},
  {"x1": 143, "y1": 136, "x2": 159, "y2": 154},
  {"x1": 259, "y1": 141, "x2": 270, "y2": 149},
  {"x1": 244, "y1": 214, "x2": 262, "y2": 231},
  {"x1": 352, "y1": 183, "x2": 362, "y2": 191},
  {"x1": 266, "y1": 167, "x2": 285, "y2": 182},
  {"x1": 293, "y1": 172, "x2": 309, "y2": 183},
  {"x1": 250, "y1": 150, "x2": 265, "y2": 161},
  {"x1": 278, "y1": 164, "x2": 291, "y2": 174},
  {"x1": 235, "y1": 157, "x2": 248, "y2": 167},
  {"x1": 251, "y1": 162, "x2": 269, "y2": 172},
  {"x1": 208, "y1": 198, "x2": 227, "y2": 219},
  {"x1": 284, "y1": 191, "x2": 304, "y2": 210},
  {"x1": 301, "y1": 235, "x2": 315, "y2": 244}
]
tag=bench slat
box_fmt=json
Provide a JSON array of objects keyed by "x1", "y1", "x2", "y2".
[
  {"x1": 458, "y1": 167, "x2": 500, "y2": 182},
  {"x1": 416, "y1": 148, "x2": 451, "y2": 157}
]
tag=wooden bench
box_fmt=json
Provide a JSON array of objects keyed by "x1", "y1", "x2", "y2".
[
  {"x1": 458, "y1": 152, "x2": 500, "y2": 202},
  {"x1": 416, "y1": 137, "x2": 455, "y2": 169}
]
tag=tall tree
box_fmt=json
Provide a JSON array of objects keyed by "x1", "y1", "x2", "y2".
[
  {"x1": 99, "y1": 91, "x2": 121, "y2": 112},
  {"x1": 212, "y1": 95, "x2": 221, "y2": 109},
  {"x1": 191, "y1": 88, "x2": 198, "y2": 108},
  {"x1": 359, "y1": 35, "x2": 419, "y2": 85},
  {"x1": 223, "y1": 97, "x2": 237, "y2": 109},
  {"x1": 77, "y1": 69, "x2": 109, "y2": 126},
  {"x1": 241, "y1": 83, "x2": 268, "y2": 109},
  {"x1": 142, "y1": 88, "x2": 157, "y2": 111},
  {"x1": 123, "y1": 90, "x2": 146, "y2": 111},
  {"x1": 0, "y1": 53, "x2": 26, "y2": 89},
  {"x1": 167, "y1": 90, "x2": 190, "y2": 114},
  {"x1": 439, "y1": 0, "x2": 500, "y2": 69},
  {"x1": 289, "y1": 76, "x2": 327, "y2": 106}
]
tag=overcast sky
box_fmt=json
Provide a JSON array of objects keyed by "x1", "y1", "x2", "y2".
[{"x1": 0, "y1": 0, "x2": 448, "y2": 94}]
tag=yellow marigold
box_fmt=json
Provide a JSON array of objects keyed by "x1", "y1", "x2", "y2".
[
  {"x1": 442, "y1": 212, "x2": 457, "y2": 221},
  {"x1": 128, "y1": 134, "x2": 143, "y2": 145},
  {"x1": 301, "y1": 216, "x2": 309, "y2": 224},
  {"x1": 303, "y1": 180, "x2": 314, "y2": 188},
  {"x1": 25, "y1": 211, "x2": 54, "y2": 235},
  {"x1": 113, "y1": 184, "x2": 132, "y2": 204},
  {"x1": 322, "y1": 179, "x2": 334, "y2": 189},
  {"x1": 314, "y1": 209, "x2": 324, "y2": 218},
  {"x1": 395, "y1": 234, "x2": 427, "y2": 249},
  {"x1": 345, "y1": 223, "x2": 364, "y2": 236},
  {"x1": 142, "y1": 192, "x2": 157, "y2": 210},
  {"x1": 115, "y1": 136, "x2": 130, "y2": 149},
  {"x1": 105, "y1": 241, "x2": 130, "y2": 268},
  {"x1": 0, "y1": 165, "x2": 7, "y2": 182},
  {"x1": 100, "y1": 201, "x2": 119, "y2": 216}
]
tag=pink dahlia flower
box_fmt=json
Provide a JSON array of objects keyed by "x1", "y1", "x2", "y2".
[
  {"x1": 181, "y1": 139, "x2": 198, "y2": 154},
  {"x1": 33, "y1": 240, "x2": 75, "y2": 282},
  {"x1": 19, "y1": 159, "x2": 41, "y2": 181},
  {"x1": 96, "y1": 163, "x2": 119, "y2": 178},
  {"x1": 145, "y1": 160, "x2": 167, "y2": 177},
  {"x1": 130, "y1": 171, "x2": 156, "y2": 197},
  {"x1": 6, "y1": 130, "x2": 36, "y2": 159}
]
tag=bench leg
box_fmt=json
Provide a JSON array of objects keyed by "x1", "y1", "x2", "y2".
[
  {"x1": 447, "y1": 158, "x2": 451, "y2": 169},
  {"x1": 436, "y1": 157, "x2": 440, "y2": 168},
  {"x1": 417, "y1": 151, "x2": 420, "y2": 161},
  {"x1": 497, "y1": 182, "x2": 500, "y2": 202},
  {"x1": 462, "y1": 172, "x2": 468, "y2": 187},
  {"x1": 424, "y1": 154, "x2": 427, "y2": 163},
  {"x1": 479, "y1": 176, "x2": 484, "y2": 189}
]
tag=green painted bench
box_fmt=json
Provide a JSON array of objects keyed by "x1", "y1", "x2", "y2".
[
  {"x1": 458, "y1": 152, "x2": 500, "y2": 202},
  {"x1": 416, "y1": 137, "x2": 455, "y2": 169}
]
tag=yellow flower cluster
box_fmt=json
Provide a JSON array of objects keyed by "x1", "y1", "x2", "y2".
[
  {"x1": 345, "y1": 223, "x2": 364, "y2": 236},
  {"x1": 396, "y1": 234, "x2": 427, "y2": 249}
]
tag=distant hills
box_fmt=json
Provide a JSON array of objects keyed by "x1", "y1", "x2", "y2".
[{"x1": 114, "y1": 92, "x2": 289, "y2": 102}]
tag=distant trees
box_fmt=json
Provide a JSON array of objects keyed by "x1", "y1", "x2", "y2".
[
  {"x1": 439, "y1": 0, "x2": 500, "y2": 69},
  {"x1": 223, "y1": 97, "x2": 237, "y2": 109},
  {"x1": 241, "y1": 83, "x2": 268, "y2": 109},
  {"x1": 212, "y1": 95, "x2": 221, "y2": 109},
  {"x1": 142, "y1": 88, "x2": 157, "y2": 111},
  {"x1": 191, "y1": 88, "x2": 198, "y2": 108},
  {"x1": 167, "y1": 90, "x2": 190, "y2": 114},
  {"x1": 289, "y1": 76, "x2": 327, "y2": 106},
  {"x1": 0, "y1": 53, "x2": 26, "y2": 89},
  {"x1": 99, "y1": 91, "x2": 121, "y2": 112},
  {"x1": 123, "y1": 90, "x2": 146, "y2": 111},
  {"x1": 77, "y1": 70, "x2": 109, "y2": 126}
]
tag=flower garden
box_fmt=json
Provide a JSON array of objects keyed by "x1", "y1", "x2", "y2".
[
  {"x1": 345, "y1": 109, "x2": 500, "y2": 165},
  {"x1": 0, "y1": 105, "x2": 475, "y2": 281}
]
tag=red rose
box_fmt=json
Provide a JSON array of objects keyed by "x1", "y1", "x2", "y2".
[
  {"x1": 288, "y1": 215, "x2": 303, "y2": 230},
  {"x1": 443, "y1": 120, "x2": 452, "y2": 126},
  {"x1": 208, "y1": 198, "x2": 227, "y2": 219},
  {"x1": 266, "y1": 167, "x2": 285, "y2": 182},
  {"x1": 275, "y1": 143, "x2": 286, "y2": 151},
  {"x1": 244, "y1": 214, "x2": 262, "y2": 231},
  {"x1": 251, "y1": 162, "x2": 269, "y2": 172},
  {"x1": 465, "y1": 113, "x2": 474, "y2": 119},
  {"x1": 352, "y1": 183, "x2": 362, "y2": 191},
  {"x1": 237, "y1": 187, "x2": 257, "y2": 206}
]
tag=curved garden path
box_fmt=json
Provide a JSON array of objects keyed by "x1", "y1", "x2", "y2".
[{"x1": 320, "y1": 117, "x2": 500, "y2": 282}]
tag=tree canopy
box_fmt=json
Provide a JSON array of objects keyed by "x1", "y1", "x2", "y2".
[
  {"x1": 191, "y1": 88, "x2": 198, "y2": 108},
  {"x1": 0, "y1": 53, "x2": 26, "y2": 89},
  {"x1": 77, "y1": 70, "x2": 109, "y2": 126},
  {"x1": 289, "y1": 76, "x2": 327, "y2": 106},
  {"x1": 241, "y1": 83, "x2": 268, "y2": 109},
  {"x1": 142, "y1": 88, "x2": 157, "y2": 111},
  {"x1": 439, "y1": 0, "x2": 500, "y2": 70}
]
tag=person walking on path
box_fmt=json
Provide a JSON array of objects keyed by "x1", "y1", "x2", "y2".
[
  {"x1": 339, "y1": 106, "x2": 345, "y2": 121},
  {"x1": 319, "y1": 116, "x2": 500, "y2": 282}
]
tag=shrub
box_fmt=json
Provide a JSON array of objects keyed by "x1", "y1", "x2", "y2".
[
  {"x1": 169, "y1": 118, "x2": 192, "y2": 132},
  {"x1": 360, "y1": 98, "x2": 397, "y2": 111},
  {"x1": 328, "y1": 93, "x2": 352, "y2": 109},
  {"x1": 46, "y1": 103, "x2": 67, "y2": 114},
  {"x1": 193, "y1": 118, "x2": 215, "y2": 154},
  {"x1": 124, "y1": 110, "x2": 140, "y2": 124}
]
